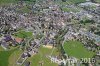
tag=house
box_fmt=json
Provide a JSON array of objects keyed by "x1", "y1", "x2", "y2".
[
  {"x1": 1, "y1": 41, "x2": 9, "y2": 50},
  {"x1": 4, "y1": 35, "x2": 12, "y2": 42},
  {"x1": 21, "y1": 53, "x2": 27, "y2": 59},
  {"x1": 97, "y1": 51, "x2": 100, "y2": 56},
  {"x1": 30, "y1": 41, "x2": 37, "y2": 48},
  {"x1": 95, "y1": 37, "x2": 100, "y2": 46},
  {"x1": 24, "y1": 61, "x2": 30, "y2": 66},
  {"x1": 1, "y1": 35, "x2": 18, "y2": 47},
  {"x1": 79, "y1": 2, "x2": 100, "y2": 7},
  {"x1": 11, "y1": 40, "x2": 17, "y2": 46},
  {"x1": 21, "y1": 52, "x2": 31, "y2": 59},
  {"x1": 26, "y1": 47, "x2": 32, "y2": 52},
  {"x1": 89, "y1": 63, "x2": 94, "y2": 66},
  {"x1": 15, "y1": 37, "x2": 23, "y2": 44}
]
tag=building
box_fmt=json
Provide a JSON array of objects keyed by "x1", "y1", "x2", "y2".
[
  {"x1": 24, "y1": 61, "x2": 30, "y2": 66},
  {"x1": 1, "y1": 41, "x2": 9, "y2": 50},
  {"x1": 15, "y1": 37, "x2": 23, "y2": 44},
  {"x1": 4, "y1": 35, "x2": 12, "y2": 42}
]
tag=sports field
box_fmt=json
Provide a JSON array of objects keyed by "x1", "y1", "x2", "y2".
[
  {"x1": 0, "y1": 47, "x2": 24, "y2": 66},
  {"x1": 8, "y1": 49, "x2": 23, "y2": 66},
  {"x1": 26, "y1": 46, "x2": 59, "y2": 66},
  {"x1": 14, "y1": 30, "x2": 33, "y2": 38},
  {"x1": 0, "y1": 48, "x2": 19, "y2": 66},
  {"x1": 63, "y1": 41, "x2": 95, "y2": 59},
  {"x1": 67, "y1": 0, "x2": 86, "y2": 4}
]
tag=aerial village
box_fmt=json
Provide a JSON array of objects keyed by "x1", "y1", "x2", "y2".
[{"x1": 0, "y1": 0, "x2": 100, "y2": 66}]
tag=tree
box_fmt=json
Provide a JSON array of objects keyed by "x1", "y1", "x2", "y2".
[
  {"x1": 62, "y1": 0, "x2": 66, "y2": 2},
  {"x1": 90, "y1": 0, "x2": 96, "y2": 3}
]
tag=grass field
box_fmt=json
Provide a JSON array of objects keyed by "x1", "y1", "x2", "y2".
[
  {"x1": 16, "y1": 6, "x2": 31, "y2": 13},
  {"x1": 63, "y1": 41, "x2": 95, "y2": 59},
  {"x1": 0, "y1": 46, "x2": 4, "y2": 51},
  {"x1": 14, "y1": 30, "x2": 33, "y2": 38},
  {"x1": 0, "y1": 0, "x2": 15, "y2": 3},
  {"x1": 0, "y1": 0, "x2": 32, "y2": 13},
  {"x1": 96, "y1": 0, "x2": 100, "y2": 3},
  {"x1": 56, "y1": 0, "x2": 86, "y2": 5},
  {"x1": 26, "y1": 46, "x2": 59, "y2": 66},
  {"x1": 0, "y1": 0, "x2": 35, "y2": 5},
  {"x1": 0, "y1": 0, "x2": 17, "y2": 5},
  {"x1": 0, "y1": 48, "x2": 18, "y2": 66},
  {"x1": 8, "y1": 48, "x2": 23, "y2": 66},
  {"x1": 67, "y1": 0, "x2": 86, "y2": 4},
  {"x1": 62, "y1": 7, "x2": 81, "y2": 12}
]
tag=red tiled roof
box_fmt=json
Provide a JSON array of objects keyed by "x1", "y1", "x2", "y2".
[{"x1": 15, "y1": 37, "x2": 23, "y2": 43}]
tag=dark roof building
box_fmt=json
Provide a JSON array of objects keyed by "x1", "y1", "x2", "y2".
[
  {"x1": 21, "y1": 53, "x2": 26, "y2": 59},
  {"x1": 24, "y1": 61, "x2": 30, "y2": 66},
  {"x1": 1, "y1": 41, "x2": 9, "y2": 50},
  {"x1": 11, "y1": 40, "x2": 17, "y2": 46},
  {"x1": 4, "y1": 35, "x2": 12, "y2": 42}
]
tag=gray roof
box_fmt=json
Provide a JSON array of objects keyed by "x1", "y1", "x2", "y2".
[
  {"x1": 1, "y1": 41, "x2": 9, "y2": 49},
  {"x1": 24, "y1": 61, "x2": 30, "y2": 66}
]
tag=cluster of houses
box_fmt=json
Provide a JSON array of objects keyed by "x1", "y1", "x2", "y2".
[
  {"x1": 63, "y1": 27, "x2": 100, "y2": 66},
  {"x1": 0, "y1": 35, "x2": 23, "y2": 50},
  {"x1": 16, "y1": 38, "x2": 41, "y2": 66},
  {"x1": 0, "y1": 0, "x2": 100, "y2": 66}
]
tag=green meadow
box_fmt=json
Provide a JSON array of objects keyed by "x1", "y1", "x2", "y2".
[
  {"x1": 26, "y1": 46, "x2": 59, "y2": 66},
  {"x1": 63, "y1": 41, "x2": 95, "y2": 59}
]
